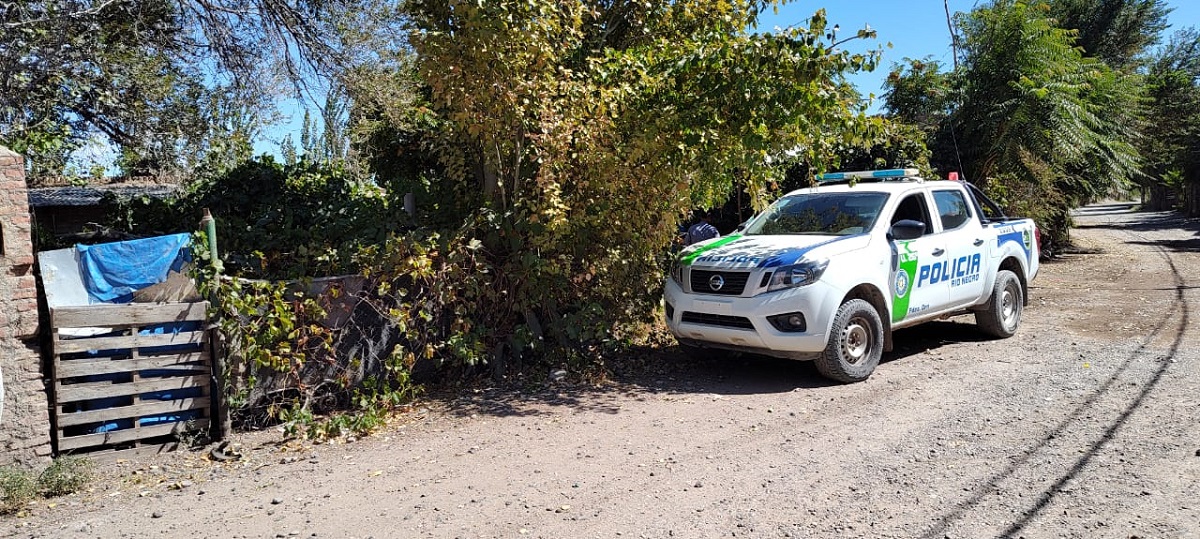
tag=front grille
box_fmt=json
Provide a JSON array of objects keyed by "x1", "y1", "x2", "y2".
[
  {"x1": 681, "y1": 311, "x2": 755, "y2": 330},
  {"x1": 689, "y1": 269, "x2": 750, "y2": 295}
]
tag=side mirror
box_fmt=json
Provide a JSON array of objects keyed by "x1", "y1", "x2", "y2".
[
  {"x1": 889, "y1": 219, "x2": 926, "y2": 241},
  {"x1": 735, "y1": 221, "x2": 748, "y2": 232}
]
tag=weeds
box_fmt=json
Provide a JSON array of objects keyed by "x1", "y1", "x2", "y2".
[
  {"x1": 0, "y1": 466, "x2": 37, "y2": 515},
  {"x1": 38, "y1": 457, "x2": 92, "y2": 497},
  {"x1": 276, "y1": 380, "x2": 418, "y2": 442},
  {"x1": 0, "y1": 457, "x2": 94, "y2": 515}
]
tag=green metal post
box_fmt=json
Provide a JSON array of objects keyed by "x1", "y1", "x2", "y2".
[
  {"x1": 201, "y1": 208, "x2": 223, "y2": 273},
  {"x1": 199, "y1": 208, "x2": 230, "y2": 440}
]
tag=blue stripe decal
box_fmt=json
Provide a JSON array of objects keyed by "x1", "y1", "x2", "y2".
[
  {"x1": 756, "y1": 234, "x2": 867, "y2": 268},
  {"x1": 996, "y1": 230, "x2": 1032, "y2": 265}
]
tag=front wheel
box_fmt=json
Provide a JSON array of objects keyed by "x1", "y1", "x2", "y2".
[
  {"x1": 814, "y1": 299, "x2": 884, "y2": 383},
  {"x1": 975, "y1": 269, "x2": 1023, "y2": 338}
]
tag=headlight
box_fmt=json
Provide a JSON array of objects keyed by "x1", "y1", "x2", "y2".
[
  {"x1": 766, "y1": 259, "x2": 828, "y2": 292},
  {"x1": 670, "y1": 258, "x2": 684, "y2": 285}
]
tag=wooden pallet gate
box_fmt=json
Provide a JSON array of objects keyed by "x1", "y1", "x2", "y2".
[{"x1": 49, "y1": 302, "x2": 212, "y2": 460}]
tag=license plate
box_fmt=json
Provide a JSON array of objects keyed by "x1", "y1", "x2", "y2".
[{"x1": 693, "y1": 299, "x2": 733, "y2": 315}]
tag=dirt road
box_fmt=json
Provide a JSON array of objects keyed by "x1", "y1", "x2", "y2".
[{"x1": 7, "y1": 204, "x2": 1200, "y2": 539}]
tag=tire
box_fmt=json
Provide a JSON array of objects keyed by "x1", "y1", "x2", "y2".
[
  {"x1": 976, "y1": 269, "x2": 1023, "y2": 338},
  {"x1": 814, "y1": 299, "x2": 884, "y2": 383}
]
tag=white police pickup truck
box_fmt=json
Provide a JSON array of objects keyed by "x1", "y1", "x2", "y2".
[{"x1": 665, "y1": 169, "x2": 1040, "y2": 383}]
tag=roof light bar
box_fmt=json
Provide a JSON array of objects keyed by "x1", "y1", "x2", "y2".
[{"x1": 816, "y1": 168, "x2": 921, "y2": 182}]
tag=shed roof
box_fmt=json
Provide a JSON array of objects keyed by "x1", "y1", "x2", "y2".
[{"x1": 28, "y1": 185, "x2": 180, "y2": 207}]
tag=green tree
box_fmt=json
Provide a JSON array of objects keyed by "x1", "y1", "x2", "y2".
[
  {"x1": 884, "y1": 0, "x2": 1142, "y2": 248},
  {"x1": 300, "y1": 90, "x2": 353, "y2": 165},
  {"x1": 1, "y1": 1, "x2": 199, "y2": 176},
  {"x1": 396, "y1": 0, "x2": 885, "y2": 368},
  {"x1": 1045, "y1": 0, "x2": 1171, "y2": 68},
  {"x1": 1142, "y1": 27, "x2": 1200, "y2": 212},
  {"x1": 0, "y1": 0, "x2": 365, "y2": 179},
  {"x1": 882, "y1": 57, "x2": 962, "y2": 175},
  {"x1": 883, "y1": 58, "x2": 953, "y2": 131}
]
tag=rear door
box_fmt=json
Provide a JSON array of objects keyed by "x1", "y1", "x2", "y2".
[{"x1": 932, "y1": 188, "x2": 990, "y2": 308}]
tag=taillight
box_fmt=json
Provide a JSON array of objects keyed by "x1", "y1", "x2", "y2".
[{"x1": 1034, "y1": 226, "x2": 1041, "y2": 253}]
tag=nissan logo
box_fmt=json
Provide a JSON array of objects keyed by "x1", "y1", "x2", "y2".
[{"x1": 709, "y1": 274, "x2": 725, "y2": 291}]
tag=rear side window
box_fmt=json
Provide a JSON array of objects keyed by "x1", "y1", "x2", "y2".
[{"x1": 933, "y1": 190, "x2": 971, "y2": 231}]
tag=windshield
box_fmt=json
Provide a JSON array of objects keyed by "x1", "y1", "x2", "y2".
[{"x1": 744, "y1": 192, "x2": 889, "y2": 236}]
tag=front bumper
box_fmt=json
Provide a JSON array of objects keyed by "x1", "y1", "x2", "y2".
[{"x1": 663, "y1": 277, "x2": 839, "y2": 359}]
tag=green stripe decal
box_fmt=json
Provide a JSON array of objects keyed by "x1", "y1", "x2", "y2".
[
  {"x1": 681, "y1": 235, "x2": 743, "y2": 266},
  {"x1": 891, "y1": 241, "x2": 919, "y2": 322}
]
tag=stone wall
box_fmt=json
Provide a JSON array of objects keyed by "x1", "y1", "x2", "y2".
[{"x1": 0, "y1": 146, "x2": 52, "y2": 466}]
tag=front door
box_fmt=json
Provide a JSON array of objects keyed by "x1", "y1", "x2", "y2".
[{"x1": 887, "y1": 192, "x2": 950, "y2": 323}]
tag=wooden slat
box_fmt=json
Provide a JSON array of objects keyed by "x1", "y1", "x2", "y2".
[
  {"x1": 57, "y1": 419, "x2": 209, "y2": 451},
  {"x1": 67, "y1": 442, "x2": 182, "y2": 463},
  {"x1": 56, "y1": 351, "x2": 210, "y2": 378},
  {"x1": 53, "y1": 331, "x2": 206, "y2": 355},
  {"x1": 57, "y1": 397, "x2": 210, "y2": 428},
  {"x1": 52, "y1": 302, "x2": 208, "y2": 329},
  {"x1": 56, "y1": 375, "x2": 209, "y2": 404}
]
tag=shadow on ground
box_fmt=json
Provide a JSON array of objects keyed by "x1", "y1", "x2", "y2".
[
  {"x1": 1070, "y1": 202, "x2": 1140, "y2": 217},
  {"x1": 431, "y1": 320, "x2": 994, "y2": 420},
  {"x1": 921, "y1": 202, "x2": 1194, "y2": 538},
  {"x1": 1074, "y1": 209, "x2": 1200, "y2": 252}
]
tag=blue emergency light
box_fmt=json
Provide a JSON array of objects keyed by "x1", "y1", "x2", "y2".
[{"x1": 816, "y1": 168, "x2": 921, "y2": 182}]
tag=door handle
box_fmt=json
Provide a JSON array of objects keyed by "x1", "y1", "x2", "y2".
[
  {"x1": 932, "y1": 248, "x2": 945, "y2": 256},
  {"x1": 973, "y1": 239, "x2": 985, "y2": 246}
]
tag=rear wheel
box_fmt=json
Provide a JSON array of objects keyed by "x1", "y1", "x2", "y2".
[
  {"x1": 814, "y1": 299, "x2": 884, "y2": 383},
  {"x1": 976, "y1": 269, "x2": 1023, "y2": 338}
]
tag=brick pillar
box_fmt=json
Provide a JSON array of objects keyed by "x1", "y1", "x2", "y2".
[{"x1": 0, "y1": 146, "x2": 52, "y2": 465}]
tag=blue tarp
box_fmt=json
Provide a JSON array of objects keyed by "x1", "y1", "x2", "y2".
[{"x1": 76, "y1": 233, "x2": 191, "y2": 303}]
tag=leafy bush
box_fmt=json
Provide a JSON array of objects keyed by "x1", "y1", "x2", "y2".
[
  {"x1": 196, "y1": 248, "x2": 424, "y2": 434},
  {"x1": 383, "y1": 0, "x2": 891, "y2": 376},
  {"x1": 107, "y1": 156, "x2": 406, "y2": 279},
  {"x1": 191, "y1": 158, "x2": 402, "y2": 278}
]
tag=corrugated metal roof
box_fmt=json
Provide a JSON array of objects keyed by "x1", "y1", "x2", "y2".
[{"x1": 27, "y1": 185, "x2": 180, "y2": 207}]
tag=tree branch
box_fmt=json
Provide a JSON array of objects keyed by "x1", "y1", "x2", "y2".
[{"x1": 2, "y1": 0, "x2": 125, "y2": 28}]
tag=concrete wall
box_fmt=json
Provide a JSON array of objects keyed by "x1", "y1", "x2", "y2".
[{"x1": 0, "y1": 146, "x2": 52, "y2": 466}]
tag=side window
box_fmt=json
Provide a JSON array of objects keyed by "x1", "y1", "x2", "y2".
[
  {"x1": 933, "y1": 190, "x2": 971, "y2": 231},
  {"x1": 966, "y1": 182, "x2": 1007, "y2": 222},
  {"x1": 889, "y1": 193, "x2": 934, "y2": 235}
]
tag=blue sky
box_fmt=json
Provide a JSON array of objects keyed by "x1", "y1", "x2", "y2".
[
  {"x1": 254, "y1": 0, "x2": 1200, "y2": 156},
  {"x1": 760, "y1": 0, "x2": 1200, "y2": 112}
]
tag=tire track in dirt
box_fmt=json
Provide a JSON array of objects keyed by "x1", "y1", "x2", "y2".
[{"x1": 922, "y1": 210, "x2": 1195, "y2": 538}]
